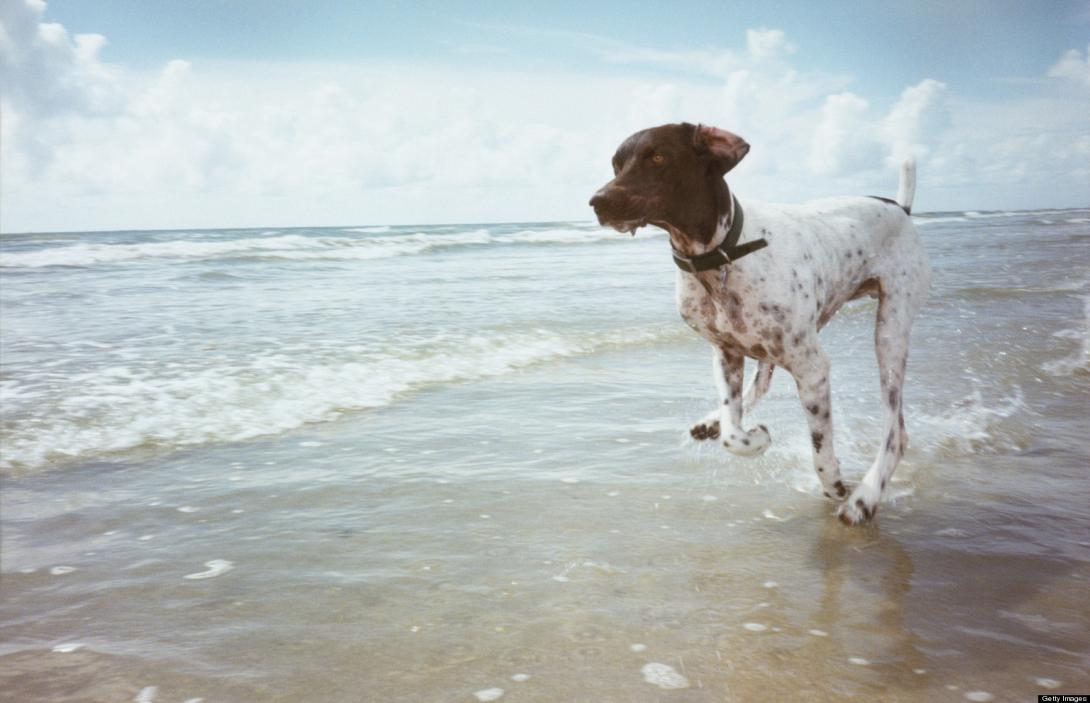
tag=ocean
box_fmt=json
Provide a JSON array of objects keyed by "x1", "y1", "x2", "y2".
[{"x1": 1, "y1": 209, "x2": 1088, "y2": 701}]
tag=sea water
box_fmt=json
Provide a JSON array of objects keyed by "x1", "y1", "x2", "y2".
[{"x1": 1, "y1": 210, "x2": 1088, "y2": 701}]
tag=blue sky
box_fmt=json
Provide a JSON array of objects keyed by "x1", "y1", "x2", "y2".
[
  {"x1": 2, "y1": 0, "x2": 1088, "y2": 231},
  {"x1": 39, "y1": 0, "x2": 1086, "y2": 98}
]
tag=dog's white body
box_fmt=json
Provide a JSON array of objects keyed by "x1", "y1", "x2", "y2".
[{"x1": 679, "y1": 160, "x2": 930, "y2": 524}]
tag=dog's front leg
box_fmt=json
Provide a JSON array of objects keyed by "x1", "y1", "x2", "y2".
[
  {"x1": 743, "y1": 360, "x2": 774, "y2": 413},
  {"x1": 714, "y1": 346, "x2": 771, "y2": 457}
]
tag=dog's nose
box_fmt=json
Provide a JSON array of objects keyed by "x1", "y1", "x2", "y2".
[{"x1": 589, "y1": 190, "x2": 610, "y2": 210}]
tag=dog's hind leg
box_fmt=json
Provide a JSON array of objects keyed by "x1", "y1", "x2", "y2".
[
  {"x1": 788, "y1": 345, "x2": 848, "y2": 501},
  {"x1": 837, "y1": 280, "x2": 924, "y2": 525}
]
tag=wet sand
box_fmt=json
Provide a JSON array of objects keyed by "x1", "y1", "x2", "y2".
[{"x1": 2, "y1": 347, "x2": 1088, "y2": 702}]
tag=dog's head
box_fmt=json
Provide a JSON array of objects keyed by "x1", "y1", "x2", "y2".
[{"x1": 588, "y1": 122, "x2": 749, "y2": 246}]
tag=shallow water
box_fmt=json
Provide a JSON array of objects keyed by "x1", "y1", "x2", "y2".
[{"x1": 2, "y1": 209, "x2": 1088, "y2": 701}]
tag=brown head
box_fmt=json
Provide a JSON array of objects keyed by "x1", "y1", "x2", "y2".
[{"x1": 588, "y1": 123, "x2": 750, "y2": 247}]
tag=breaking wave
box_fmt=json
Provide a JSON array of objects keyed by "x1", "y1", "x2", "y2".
[
  {"x1": 0, "y1": 226, "x2": 644, "y2": 269},
  {"x1": 0, "y1": 325, "x2": 686, "y2": 472}
]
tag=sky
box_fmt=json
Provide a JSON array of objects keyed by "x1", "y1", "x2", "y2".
[{"x1": 1, "y1": 0, "x2": 1088, "y2": 233}]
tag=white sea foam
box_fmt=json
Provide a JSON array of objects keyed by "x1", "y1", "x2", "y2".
[
  {"x1": 134, "y1": 687, "x2": 158, "y2": 703},
  {"x1": 183, "y1": 559, "x2": 234, "y2": 580},
  {"x1": 912, "y1": 385, "x2": 1027, "y2": 455},
  {"x1": 342, "y1": 225, "x2": 392, "y2": 233},
  {"x1": 964, "y1": 211, "x2": 1019, "y2": 219},
  {"x1": 1043, "y1": 296, "x2": 1090, "y2": 376},
  {"x1": 0, "y1": 226, "x2": 645, "y2": 268},
  {"x1": 640, "y1": 662, "x2": 690, "y2": 689},
  {"x1": 1, "y1": 326, "x2": 682, "y2": 471},
  {"x1": 473, "y1": 688, "x2": 504, "y2": 701},
  {"x1": 913, "y1": 216, "x2": 968, "y2": 225},
  {"x1": 52, "y1": 643, "x2": 85, "y2": 652}
]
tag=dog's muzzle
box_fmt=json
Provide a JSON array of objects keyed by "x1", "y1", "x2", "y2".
[{"x1": 589, "y1": 188, "x2": 646, "y2": 233}]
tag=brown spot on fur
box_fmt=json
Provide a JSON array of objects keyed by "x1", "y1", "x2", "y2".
[
  {"x1": 725, "y1": 290, "x2": 748, "y2": 333},
  {"x1": 691, "y1": 421, "x2": 721, "y2": 440},
  {"x1": 833, "y1": 480, "x2": 847, "y2": 497},
  {"x1": 811, "y1": 432, "x2": 824, "y2": 452}
]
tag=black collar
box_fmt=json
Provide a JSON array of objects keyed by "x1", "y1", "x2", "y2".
[{"x1": 671, "y1": 196, "x2": 767, "y2": 273}]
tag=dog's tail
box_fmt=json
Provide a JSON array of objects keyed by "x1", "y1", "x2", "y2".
[{"x1": 896, "y1": 157, "x2": 916, "y2": 215}]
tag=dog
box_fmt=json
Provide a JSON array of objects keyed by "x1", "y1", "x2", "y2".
[{"x1": 589, "y1": 123, "x2": 931, "y2": 525}]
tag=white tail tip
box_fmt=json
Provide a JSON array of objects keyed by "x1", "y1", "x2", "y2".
[{"x1": 896, "y1": 157, "x2": 916, "y2": 214}]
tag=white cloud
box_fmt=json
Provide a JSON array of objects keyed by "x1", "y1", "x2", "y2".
[
  {"x1": 1, "y1": 8, "x2": 1087, "y2": 232},
  {"x1": 1048, "y1": 44, "x2": 1090, "y2": 88},
  {"x1": 745, "y1": 28, "x2": 795, "y2": 62},
  {"x1": 808, "y1": 93, "x2": 882, "y2": 176},
  {"x1": 881, "y1": 78, "x2": 950, "y2": 167},
  {"x1": 0, "y1": 0, "x2": 121, "y2": 117},
  {"x1": 626, "y1": 83, "x2": 682, "y2": 131}
]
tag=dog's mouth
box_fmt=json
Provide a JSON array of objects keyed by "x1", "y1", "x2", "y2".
[{"x1": 599, "y1": 217, "x2": 649, "y2": 236}]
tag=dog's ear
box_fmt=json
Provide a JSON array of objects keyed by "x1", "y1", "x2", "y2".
[{"x1": 693, "y1": 124, "x2": 750, "y2": 176}]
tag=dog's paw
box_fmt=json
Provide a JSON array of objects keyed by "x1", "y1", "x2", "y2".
[
  {"x1": 723, "y1": 424, "x2": 771, "y2": 457},
  {"x1": 836, "y1": 484, "x2": 881, "y2": 526},
  {"x1": 690, "y1": 418, "x2": 720, "y2": 440},
  {"x1": 822, "y1": 479, "x2": 850, "y2": 501}
]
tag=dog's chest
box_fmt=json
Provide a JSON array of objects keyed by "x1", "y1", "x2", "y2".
[
  {"x1": 676, "y1": 275, "x2": 718, "y2": 335},
  {"x1": 674, "y1": 272, "x2": 756, "y2": 347}
]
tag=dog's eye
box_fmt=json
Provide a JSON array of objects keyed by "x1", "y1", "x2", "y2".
[{"x1": 651, "y1": 153, "x2": 666, "y2": 165}]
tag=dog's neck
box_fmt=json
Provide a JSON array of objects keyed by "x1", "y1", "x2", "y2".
[{"x1": 660, "y1": 180, "x2": 737, "y2": 258}]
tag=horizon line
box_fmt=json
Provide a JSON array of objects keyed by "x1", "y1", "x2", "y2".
[{"x1": 4, "y1": 205, "x2": 1089, "y2": 237}]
